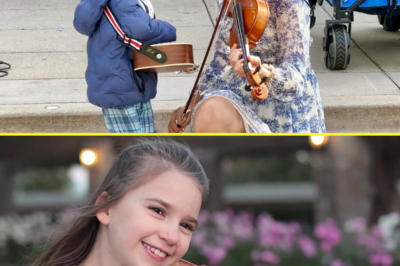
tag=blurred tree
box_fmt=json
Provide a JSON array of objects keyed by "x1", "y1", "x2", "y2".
[
  {"x1": 313, "y1": 137, "x2": 372, "y2": 226},
  {"x1": 195, "y1": 148, "x2": 224, "y2": 212},
  {"x1": 366, "y1": 137, "x2": 400, "y2": 224},
  {"x1": 313, "y1": 136, "x2": 400, "y2": 227},
  {"x1": 0, "y1": 163, "x2": 13, "y2": 215}
]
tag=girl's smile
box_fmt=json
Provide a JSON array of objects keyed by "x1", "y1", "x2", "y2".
[{"x1": 142, "y1": 241, "x2": 170, "y2": 262}]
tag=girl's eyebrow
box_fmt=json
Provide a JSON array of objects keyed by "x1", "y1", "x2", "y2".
[
  {"x1": 145, "y1": 197, "x2": 172, "y2": 209},
  {"x1": 187, "y1": 217, "x2": 199, "y2": 228},
  {"x1": 144, "y1": 197, "x2": 199, "y2": 226}
]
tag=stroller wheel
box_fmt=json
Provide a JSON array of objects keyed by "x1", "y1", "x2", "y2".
[
  {"x1": 325, "y1": 24, "x2": 350, "y2": 70},
  {"x1": 377, "y1": 15, "x2": 384, "y2": 25},
  {"x1": 324, "y1": 52, "x2": 329, "y2": 68},
  {"x1": 382, "y1": 14, "x2": 400, "y2": 31}
]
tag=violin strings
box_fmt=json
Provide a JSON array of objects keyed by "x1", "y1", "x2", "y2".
[{"x1": 233, "y1": 3, "x2": 250, "y2": 75}]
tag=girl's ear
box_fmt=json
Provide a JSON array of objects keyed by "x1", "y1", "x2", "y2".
[{"x1": 95, "y1": 191, "x2": 111, "y2": 226}]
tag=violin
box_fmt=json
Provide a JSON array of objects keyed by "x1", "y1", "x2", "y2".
[
  {"x1": 227, "y1": 0, "x2": 269, "y2": 50},
  {"x1": 227, "y1": 0, "x2": 270, "y2": 101},
  {"x1": 177, "y1": 0, "x2": 270, "y2": 130}
]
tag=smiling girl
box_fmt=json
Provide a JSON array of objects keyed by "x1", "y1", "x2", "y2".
[{"x1": 33, "y1": 139, "x2": 209, "y2": 266}]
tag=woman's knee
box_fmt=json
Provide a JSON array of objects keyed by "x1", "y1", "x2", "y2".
[
  {"x1": 196, "y1": 98, "x2": 231, "y2": 123},
  {"x1": 193, "y1": 97, "x2": 241, "y2": 132}
]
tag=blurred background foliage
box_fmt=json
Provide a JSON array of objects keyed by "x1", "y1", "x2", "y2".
[
  {"x1": 13, "y1": 167, "x2": 71, "y2": 191},
  {"x1": 221, "y1": 151, "x2": 313, "y2": 184}
]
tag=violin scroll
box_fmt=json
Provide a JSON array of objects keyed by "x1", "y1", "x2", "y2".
[
  {"x1": 251, "y1": 84, "x2": 268, "y2": 101},
  {"x1": 246, "y1": 67, "x2": 269, "y2": 101}
]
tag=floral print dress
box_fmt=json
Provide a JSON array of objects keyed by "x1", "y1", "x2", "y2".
[{"x1": 190, "y1": 0, "x2": 326, "y2": 133}]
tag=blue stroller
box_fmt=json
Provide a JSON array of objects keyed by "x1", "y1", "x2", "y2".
[{"x1": 309, "y1": 0, "x2": 400, "y2": 70}]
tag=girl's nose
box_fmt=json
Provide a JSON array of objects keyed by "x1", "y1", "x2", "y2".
[{"x1": 159, "y1": 225, "x2": 180, "y2": 245}]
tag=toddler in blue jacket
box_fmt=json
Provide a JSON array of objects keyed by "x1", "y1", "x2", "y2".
[{"x1": 74, "y1": 0, "x2": 176, "y2": 133}]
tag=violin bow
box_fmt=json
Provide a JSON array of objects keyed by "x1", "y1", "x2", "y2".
[{"x1": 177, "y1": 0, "x2": 232, "y2": 130}]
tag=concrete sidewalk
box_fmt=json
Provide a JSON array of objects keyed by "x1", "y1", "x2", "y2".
[{"x1": 0, "y1": 0, "x2": 399, "y2": 133}]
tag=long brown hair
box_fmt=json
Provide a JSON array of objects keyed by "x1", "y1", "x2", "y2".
[{"x1": 32, "y1": 138, "x2": 209, "y2": 266}]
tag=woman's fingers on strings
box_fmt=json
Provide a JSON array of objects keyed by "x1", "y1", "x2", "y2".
[
  {"x1": 247, "y1": 55, "x2": 261, "y2": 68},
  {"x1": 230, "y1": 44, "x2": 247, "y2": 77},
  {"x1": 229, "y1": 46, "x2": 242, "y2": 61},
  {"x1": 234, "y1": 59, "x2": 246, "y2": 77},
  {"x1": 230, "y1": 44, "x2": 243, "y2": 55},
  {"x1": 230, "y1": 52, "x2": 243, "y2": 65}
]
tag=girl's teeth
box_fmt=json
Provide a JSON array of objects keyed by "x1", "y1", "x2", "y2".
[{"x1": 143, "y1": 242, "x2": 168, "y2": 257}]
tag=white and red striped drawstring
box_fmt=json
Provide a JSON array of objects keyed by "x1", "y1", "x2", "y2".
[{"x1": 104, "y1": 5, "x2": 143, "y2": 51}]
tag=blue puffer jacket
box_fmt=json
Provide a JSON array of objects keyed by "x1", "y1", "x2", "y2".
[{"x1": 73, "y1": 0, "x2": 176, "y2": 108}]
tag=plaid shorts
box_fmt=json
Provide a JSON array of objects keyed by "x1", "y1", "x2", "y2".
[{"x1": 102, "y1": 101, "x2": 156, "y2": 133}]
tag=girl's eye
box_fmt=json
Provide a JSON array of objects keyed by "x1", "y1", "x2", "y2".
[
  {"x1": 150, "y1": 207, "x2": 164, "y2": 216},
  {"x1": 180, "y1": 223, "x2": 195, "y2": 232}
]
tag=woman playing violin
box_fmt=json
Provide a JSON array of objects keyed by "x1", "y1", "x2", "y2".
[{"x1": 169, "y1": 0, "x2": 325, "y2": 133}]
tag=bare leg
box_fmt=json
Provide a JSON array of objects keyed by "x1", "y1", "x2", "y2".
[{"x1": 193, "y1": 97, "x2": 246, "y2": 133}]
